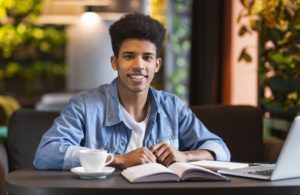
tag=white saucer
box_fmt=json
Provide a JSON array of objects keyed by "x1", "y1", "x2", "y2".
[{"x1": 71, "y1": 166, "x2": 115, "y2": 179}]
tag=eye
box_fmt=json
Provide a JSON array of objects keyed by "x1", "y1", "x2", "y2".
[
  {"x1": 143, "y1": 55, "x2": 154, "y2": 61},
  {"x1": 123, "y1": 54, "x2": 134, "y2": 60}
]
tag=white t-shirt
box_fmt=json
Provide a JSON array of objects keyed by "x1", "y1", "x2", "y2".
[{"x1": 120, "y1": 104, "x2": 150, "y2": 153}]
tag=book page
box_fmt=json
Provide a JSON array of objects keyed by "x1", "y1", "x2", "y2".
[
  {"x1": 168, "y1": 162, "x2": 230, "y2": 181},
  {"x1": 190, "y1": 160, "x2": 249, "y2": 171},
  {"x1": 121, "y1": 163, "x2": 179, "y2": 183},
  {"x1": 168, "y1": 162, "x2": 195, "y2": 177}
]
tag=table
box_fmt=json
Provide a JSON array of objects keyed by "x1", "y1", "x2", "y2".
[{"x1": 5, "y1": 169, "x2": 300, "y2": 195}]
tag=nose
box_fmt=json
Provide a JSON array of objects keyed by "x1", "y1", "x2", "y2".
[{"x1": 132, "y1": 55, "x2": 145, "y2": 70}]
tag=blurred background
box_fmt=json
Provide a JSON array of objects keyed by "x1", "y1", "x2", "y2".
[{"x1": 0, "y1": 0, "x2": 299, "y2": 140}]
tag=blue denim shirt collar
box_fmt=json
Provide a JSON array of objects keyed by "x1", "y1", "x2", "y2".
[{"x1": 104, "y1": 78, "x2": 166, "y2": 127}]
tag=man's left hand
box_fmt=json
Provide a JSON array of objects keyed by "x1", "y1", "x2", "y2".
[{"x1": 150, "y1": 142, "x2": 188, "y2": 167}]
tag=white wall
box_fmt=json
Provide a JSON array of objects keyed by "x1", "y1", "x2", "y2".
[
  {"x1": 230, "y1": 0, "x2": 258, "y2": 106},
  {"x1": 67, "y1": 15, "x2": 117, "y2": 91}
]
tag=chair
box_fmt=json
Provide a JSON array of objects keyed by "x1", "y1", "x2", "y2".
[
  {"x1": 6, "y1": 110, "x2": 59, "y2": 171},
  {"x1": 0, "y1": 110, "x2": 59, "y2": 195},
  {"x1": 190, "y1": 104, "x2": 264, "y2": 162}
]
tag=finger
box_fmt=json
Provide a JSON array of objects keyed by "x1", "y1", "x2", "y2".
[
  {"x1": 145, "y1": 155, "x2": 156, "y2": 163},
  {"x1": 145, "y1": 149, "x2": 157, "y2": 162},
  {"x1": 155, "y1": 143, "x2": 170, "y2": 157},
  {"x1": 141, "y1": 153, "x2": 156, "y2": 164},
  {"x1": 164, "y1": 153, "x2": 175, "y2": 167},
  {"x1": 156, "y1": 149, "x2": 172, "y2": 165},
  {"x1": 157, "y1": 148, "x2": 171, "y2": 161},
  {"x1": 140, "y1": 147, "x2": 156, "y2": 163},
  {"x1": 153, "y1": 142, "x2": 167, "y2": 155},
  {"x1": 150, "y1": 142, "x2": 164, "y2": 152}
]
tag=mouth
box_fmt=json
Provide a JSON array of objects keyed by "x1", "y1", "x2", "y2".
[{"x1": 127, "y1": 73, "x2": 148, "y2": 80}]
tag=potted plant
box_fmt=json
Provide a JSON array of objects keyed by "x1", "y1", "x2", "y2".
[
  {"x1": 0, "y1": 0, "x2": 66, "y2": 107},
  {"x1": 238, "y1": 0, "x2": 300, "y2": 131}
]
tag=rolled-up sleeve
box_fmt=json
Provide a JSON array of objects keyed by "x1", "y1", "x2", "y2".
[
  {"x1": 33, "y1": 94, "x2": 87, "y2": 170},
  {"x1": 197, "y1": 140, "x2": 230, "y2": 161},
  {"x1": 63, "y1": 145, "x2": 89, "y2": 170},
  {"x1": 178, "y1": 103, "x2": 231, "y2": 161}
]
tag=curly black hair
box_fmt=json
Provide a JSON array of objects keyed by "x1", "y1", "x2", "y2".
[{"x1": 109, "y1": 13, "x2": 166, "y2": 57}]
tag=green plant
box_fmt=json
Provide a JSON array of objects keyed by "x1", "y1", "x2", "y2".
[
  {"x1": 168, "y1": 0, "x2": 192, "y2": 101},
  {"x1": 238, "y1": 0, "x2": 300, "y2": 119},
  {"x1": 0, "y1": 0, "x2": 66, "y2": 96}
]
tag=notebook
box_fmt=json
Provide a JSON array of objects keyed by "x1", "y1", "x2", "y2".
[{"x1": 218, "y1": 116, "x2": 300, "y2": 180}]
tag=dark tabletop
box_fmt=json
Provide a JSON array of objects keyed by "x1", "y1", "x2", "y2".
[{"x1": 5, "y1": 169, "x2": 300, "y2": 195}]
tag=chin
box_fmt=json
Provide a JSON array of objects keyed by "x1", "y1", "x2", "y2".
[{"x1": 129, "y1": 85, "x2": 149, "y2": 94}]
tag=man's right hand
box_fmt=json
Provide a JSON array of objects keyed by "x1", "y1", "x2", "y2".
[{"x1": 112, "y1": 147, "x2": 156, "y2": 169}]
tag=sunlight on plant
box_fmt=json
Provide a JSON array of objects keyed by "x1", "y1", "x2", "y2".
[
  {"x1": 0, "y1": 0, "x2": 66, "y2": 95},
  {"x1": 168, "y1": 0, "x2": 192, "y2": 101},
  {"x1": 238, "y1": 0, "x2": 300, "y2": 119}
]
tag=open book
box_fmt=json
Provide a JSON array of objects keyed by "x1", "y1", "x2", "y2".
[{"x1": 121, "y1": 162, "x2": 230, "y2": 183}]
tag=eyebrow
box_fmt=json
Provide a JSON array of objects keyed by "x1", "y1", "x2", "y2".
[
  {"x1": 122, "y1": 51, "x2": 156, "y2": 56},
  {"x1": 143, "y1": 52, "x2": 156, "y2": 56}
]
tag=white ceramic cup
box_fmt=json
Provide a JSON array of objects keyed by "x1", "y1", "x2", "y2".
[{"x1": 79, "y1": 149, "x2": 114, "y2": 172}]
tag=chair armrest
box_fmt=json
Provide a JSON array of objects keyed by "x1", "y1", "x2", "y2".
[
  {"x1": 0, "y1": 139, "x2": 8, "y2": 195},
  {"x1": 0, "y1": 140, "x2": 8, "y2": 175}
]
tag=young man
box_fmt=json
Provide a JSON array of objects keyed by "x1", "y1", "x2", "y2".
[{"x1": 34, "y1": 13, "x2": 230, "y2": 170}]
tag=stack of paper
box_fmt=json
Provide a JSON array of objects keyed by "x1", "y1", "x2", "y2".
[{"x1": 190, "y1": 160, "x2": 249, "y2": 171}]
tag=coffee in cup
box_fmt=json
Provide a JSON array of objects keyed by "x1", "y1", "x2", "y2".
[{"x1": 79, "y1": 149, "x2": 114, "y2": 172}]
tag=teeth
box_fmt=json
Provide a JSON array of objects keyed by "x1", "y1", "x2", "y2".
[{"x1": 129, "y1": 74, "x2": 145, "y2": 79}]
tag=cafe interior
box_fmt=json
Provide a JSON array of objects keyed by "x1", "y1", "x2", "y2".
[{"x1": 0, "y1": 0, "x2": 299, "y2": 194}]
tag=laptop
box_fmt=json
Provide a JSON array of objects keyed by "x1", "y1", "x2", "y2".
[{"x1": 218, "y1": 116, "x2": 300, "y2": 180}]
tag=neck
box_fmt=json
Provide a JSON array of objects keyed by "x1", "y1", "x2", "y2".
[{"x1": 117, "y1": 86, "x2": 149, "y2": 122}]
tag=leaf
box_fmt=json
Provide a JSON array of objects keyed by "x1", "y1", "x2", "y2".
[
  {"x1": 290, "y1": 54, "x2": 300, "y2": 61},
  {"x1": 0, "y1": 7, "x2": 7, "y2": 18},
  {"x1": 238, "y1": 25, "x2": 248, "y2": 36},
  {"x1": 240, "y1": 0, "x2": 253, "y2": 8},
  {"x1": 237, "y1": 11, "x2": 244, "y2": 23},
  {"x1": 287, "y1": 92, "x2": 298, "y2": 101},
  {"x1": 238, "y1": 48, "x2": 252, "y2": 63},
  {"x1": 240, "y1": 0, "x2": 249, "y2": 7},
  {"x1": 294, "y1": 18, "x2": 300, "y2": 29},
  {"x1": 268, "y1": 52, "x2": 288, "y2": 64},
  {"x1": 277, "y1": 31, "x2": 292, "y2": 45},
  {"x1": 250, "y1": 18, "x2": 259, "y2": 31},
  {"x1": 276, "y1": 19, "x2": 289, "y2": 31},
  {"x1": 250, "y1": 0, "x2": 265, "y2": 15}
]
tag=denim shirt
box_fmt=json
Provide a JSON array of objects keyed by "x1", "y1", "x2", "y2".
[{"x1": 34, "y1": 78, "x2": 230, "y2": 170}]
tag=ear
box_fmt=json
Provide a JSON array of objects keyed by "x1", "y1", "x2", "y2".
[
  {"x1": 155, "y1": 58, "x2": 162, "y2": 73},
  {"x1": 111, "y1": 56, "x2": 117, "y2": 71}
]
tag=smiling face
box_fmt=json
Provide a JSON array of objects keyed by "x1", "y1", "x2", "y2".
[{"x1": 111, "y1": 39, "x2": 161, "y2": 96}]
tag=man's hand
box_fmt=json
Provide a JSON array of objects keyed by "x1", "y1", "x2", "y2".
[
  {"x1": 112, "y1": 147, "x2": 156, "y2": 169},
  {"x1": 150, "y1": 142, "x2": 188, "y2": 167},
  {"x1": 151, "y1": 142, "x2": 215, "y2": 167}
]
